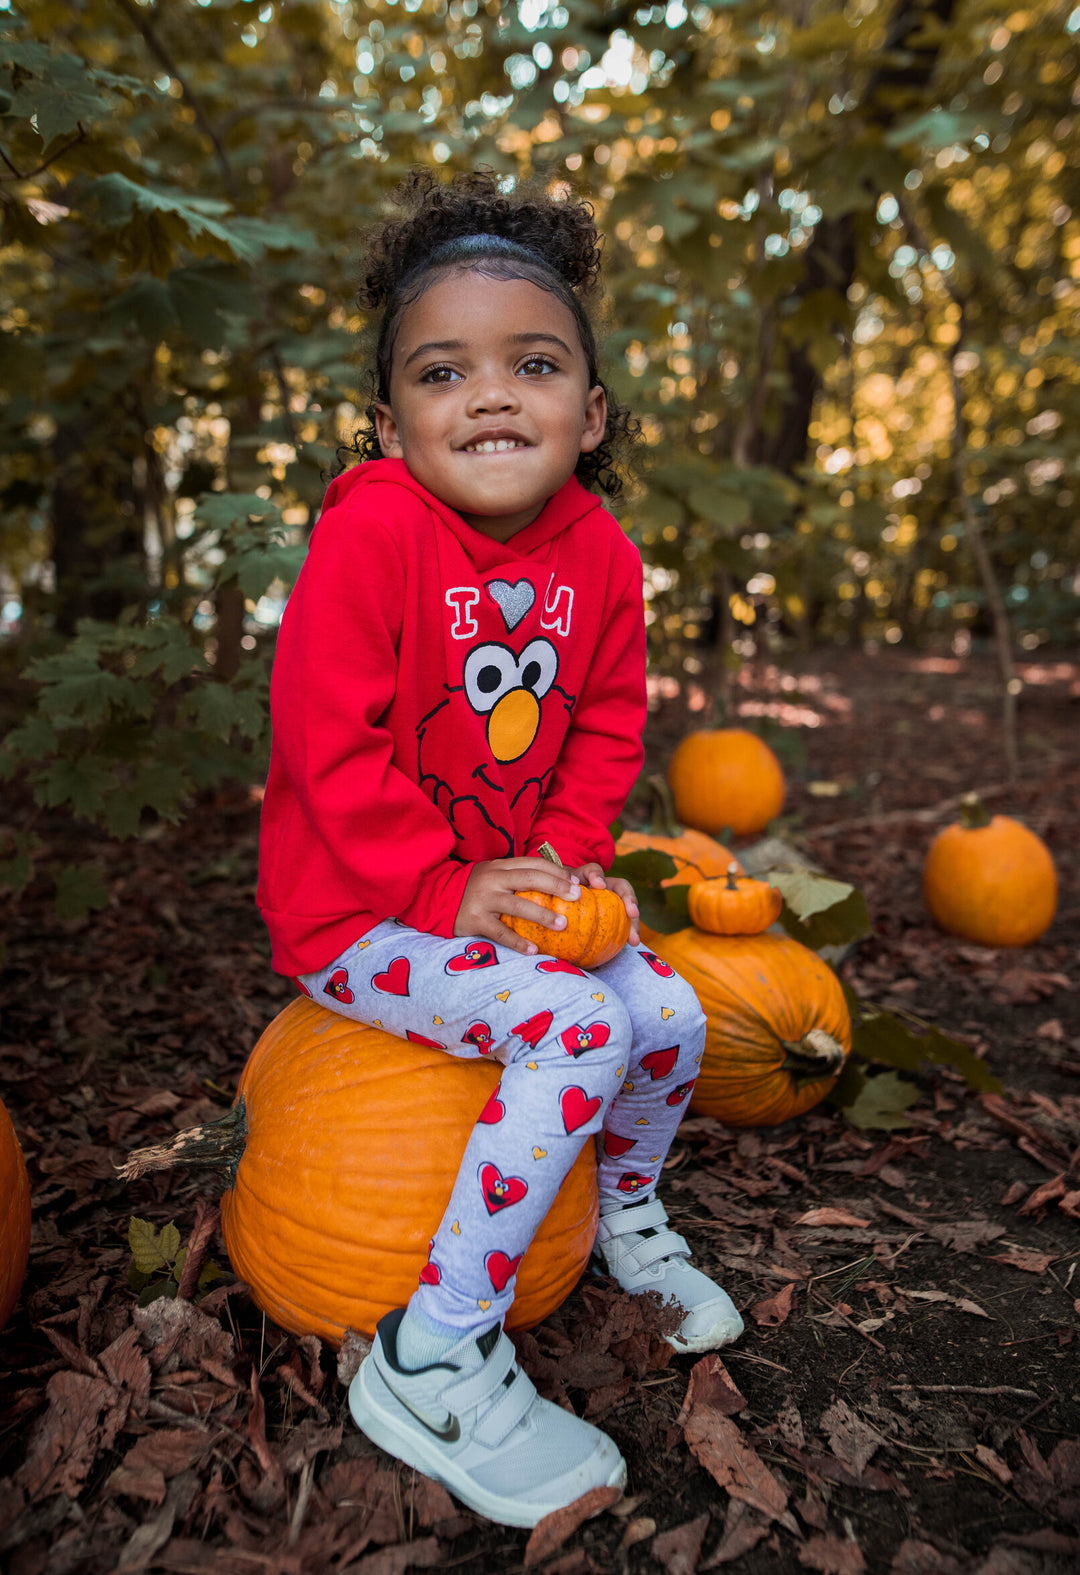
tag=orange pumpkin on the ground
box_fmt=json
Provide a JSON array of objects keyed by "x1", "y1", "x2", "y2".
[
  {"x1": 645, "y1": 929, "x2": 850, "y2": 1127},
  {"x1": 1, "y1": 1098, "x2": 31, "y2": 1329},
  {"x1": 124, "y1": 999, "x2": 597, "y2": 1343},
  {"x1": 667, "y1": 728, "x2": 785, "y2": 837},
  {"x1": 687, "y1": 864, "x2": 783, "y2": 936},
  {"x1": 924, "y1": 793, "x2": 1057, "y2": 948}
]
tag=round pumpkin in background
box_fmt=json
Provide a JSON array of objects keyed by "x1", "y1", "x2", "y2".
[
  {"x1": 644, "y1": 928, "x2": 850, "y2": 1127},
  {"x1": 924, "y1": 793, "x2": 1057, "y2": 948},
  {"x1": 501, "y1": 842, "x2": 631, "y2": 967},
  {"x1": 1, "y1": 1097, "x2": 31, "y2": 1330},
  {"x1": 667, "y1": 728, "x2": 786, "y2": 838},
  {"x1": 122, "y1": 999, "x2": 597, "y2": 1344},
  {"x1": 687, "y1": 863, "x2": 783, "y2": 936}
]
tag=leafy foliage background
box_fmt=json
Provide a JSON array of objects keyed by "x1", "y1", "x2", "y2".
[{"x1": 1, "y1": 0, "x2": 1078, "y2": 909}]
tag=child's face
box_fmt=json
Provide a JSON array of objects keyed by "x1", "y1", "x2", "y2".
[{"x1": 375, "y1": 271, "x2": 607, "y2": 542}]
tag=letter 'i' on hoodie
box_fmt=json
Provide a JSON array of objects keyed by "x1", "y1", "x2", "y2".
[{"x1": 257, "y1": 457, "x2": 647, "y2": 978}]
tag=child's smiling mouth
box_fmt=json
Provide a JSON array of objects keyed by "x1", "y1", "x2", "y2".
[{"x1": 462, "y1": 439, "x2": 530, "y2": 454}]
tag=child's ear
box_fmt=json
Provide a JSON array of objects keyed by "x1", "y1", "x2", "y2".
[
  {"x1": 375, "y1": 403, "x2": 403, "y2": 456},
  {"x1": 578, "y1": 386, "x2": 607, "y2": 455}
]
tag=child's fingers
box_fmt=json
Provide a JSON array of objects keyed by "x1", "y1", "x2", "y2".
[{"x1": 500, "y1": 892, "x2": 571, "y2": 932}]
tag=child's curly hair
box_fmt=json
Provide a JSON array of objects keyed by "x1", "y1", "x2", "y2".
[{"x1": 338, "y1": 169, "x2": 639, "y2": 500}]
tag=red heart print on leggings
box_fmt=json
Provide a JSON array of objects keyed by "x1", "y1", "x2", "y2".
[
  {"x1": 560, "y1": 1085, "x2": 603, "y2": 1134},
  {"x1": 372, "y1": 956, "x2": 411, "y2": 995},
  {"x1": 512, "y1": 1010, "x2": 553, "y2": 1048},
  {"x1": 559, "y1": 1022, "x2": 611, "y2": 1058},
  {"x1": 641, "y1": 1045, "x2": 679, "y2": 1081},
  {"x1": 603, "y1": 1131, "x2": 637, "y2": 1158},
  {"x1": 463, "y1": 1021, "x2": 494, "y2": 1054},
  {"x1": 477, "y1": 1085, "x2": 505, "y2": 1124},
  {"x1": 323, "y1": 969, "x2": 354, "y2": 1005},
  {"x1": 479, "y1": 1162, "x2": 528, "y2": 1214},
  {"x1": 485, "y1": 1250, "x2": 524, "y2": 1293},
  {"x1": 446, "y1": 941, "x2": 499, "y2": 973},
  {"x1": 419, "y1": 1260, "x2": 441, "y2": 1285}
]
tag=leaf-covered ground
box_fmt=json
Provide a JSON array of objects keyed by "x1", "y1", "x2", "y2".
[{"x1": 1, "y1": 648, "x2": 1078, "y2": 1575}]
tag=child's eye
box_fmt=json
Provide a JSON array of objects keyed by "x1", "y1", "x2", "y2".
[
  {"x1": 518, "y1": 355, "x2": 557, "y2": 376},
  {"x1": 420, "y1": 364, "x2": 461, "y2": 384}
]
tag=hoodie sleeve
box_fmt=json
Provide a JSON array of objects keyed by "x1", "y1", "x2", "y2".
[
  {"x1": 262, "y1": 486, "x2": 472, "y2": 946},
  {"x1": 526, "y1": 538, "x2": 646, "y2": 870}
]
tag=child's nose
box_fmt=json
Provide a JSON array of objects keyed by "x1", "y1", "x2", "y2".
[{"x1": 467, "y1": 370, "x2": 520, "y2": 414}]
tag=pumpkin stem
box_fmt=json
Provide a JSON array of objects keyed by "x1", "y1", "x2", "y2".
[
  {"x1": 118, "y1": 1098, "x2": 247, "y2": 1190},
  {"x1": 725, "y1": 862, "x2": 740, "y2": 891},
  {"x1": 644, "y1": 773, "x2": 682, "y2": 839},
  {"x1": 538, "y1": 841, "x2": 564, "y2": 867},
  {"x1": 780, "y1": 1031, "x2": 847, "y2": 1081},
  {"x1": 958, "y1": 792, "x2": 992, "y2": 831}
]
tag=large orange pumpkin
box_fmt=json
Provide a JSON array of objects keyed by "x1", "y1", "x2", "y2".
[
  {"x1": 645, "y1": 930, "x2": 850, "y2": 1127},
  {"x1": 1, "y1": 1098, "x2": 31, "y2": 1329},
  {"x1": 615, "y1": 773, "x2": 737, "y2": 889},
  {"x1": 667, "y1": 728, "x2": 786, "y2": 838},
  {"x1": 924, "y1": 794, "x2": 1057, "y2": 948},
  {"x1": 124, "y1": 1000, "x2": 597, "y2": 1343}
]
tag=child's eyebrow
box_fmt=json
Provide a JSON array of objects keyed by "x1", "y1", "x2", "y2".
[{"x1": 400, "y1": 332, "x2": 574, "y2": 369}]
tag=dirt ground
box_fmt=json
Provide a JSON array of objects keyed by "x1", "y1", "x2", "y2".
[{"x1": 1, "y1": 646, "x2": 1078, "y2": 1575}]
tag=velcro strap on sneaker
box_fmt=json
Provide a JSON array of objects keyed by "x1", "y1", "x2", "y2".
[
  {"x1": 441, "y1": 1332, "x2": 517, "y2": 1414},
  {"x1": 624, "y1": 1227, "x2": 690, "y2": 1272},
  {"x1": 596, "y1": 1197, "x2": 670, "y2": 1240},
  {"x1": 471, "y1": 1366, "x2": 538, "y2": 1449}
]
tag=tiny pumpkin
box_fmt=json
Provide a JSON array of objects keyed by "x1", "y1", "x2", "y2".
[
  {"x1": 687, "y1": 863, "x2": 783, "y2": 936},
  {"x1": 645, "y1": 928, "x2": 850, "y2": 1127},
  {"x1": 122, "y1": 1000, "x2": 597, "y2": 1343},
  {"x1": 501, "y1": 843, "x2": 631, "y2": 968},
  {"x1": 667, "y1": 727, "x2": 785, "y2": 838},
  {"x1": 924, "y1": 793, "x2": 1057, "y2": 948},
  {"x1": 1, "y1": 1097, "x2": 31, "y2": 1330}
]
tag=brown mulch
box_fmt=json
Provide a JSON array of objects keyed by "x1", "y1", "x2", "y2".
[{"x1": 1, "y1": 646, "x2": 1078, "y2": 1574}]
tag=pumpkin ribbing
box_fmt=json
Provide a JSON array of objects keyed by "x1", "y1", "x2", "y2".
[{"x1": 923, "y1": 793, "x2": 1057, "y2": 948}]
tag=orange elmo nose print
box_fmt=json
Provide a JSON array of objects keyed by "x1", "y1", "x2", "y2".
[{"x1": 487, "y1": 687, "x2": 540, "y2": 763}]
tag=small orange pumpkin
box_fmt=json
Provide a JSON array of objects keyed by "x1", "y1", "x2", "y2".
[
  {"x1": 688, "y1": 863, "x2": 783, "y2": 936},
  {"x1": 1, "y1": 1097, "x2": 31, "y2": 1330},
  {"x1": 924, "y1": 793, "x2": 1057, "y2": 948},
  {"x1": 667, "y1": 728, "x2": 786, "y2": 837},
  {"x1": 645, "y1": 929, "x2": 850, "y2": 1127},
  {"x1": 122, "y1": 1000, "x2": 597, "y2": 1343},
  {"x1": 615, "y1": 774, "x2": 739, "y2": 889},
  {"x1": 501, "y1": 843, "x2": 631, "y2": 968}
]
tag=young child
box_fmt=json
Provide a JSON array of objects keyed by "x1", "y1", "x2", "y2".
[{"x1": 257, "y1": 170, "x2": 742, "y2": 1529}]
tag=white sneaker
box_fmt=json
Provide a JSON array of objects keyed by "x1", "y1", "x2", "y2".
[
  {"x1": 349, "y1": 1308, "x2": 627, "y2": 1529},
  {"x1": 593, "y1": 1196, "x2": 744, "y2": 1353}
]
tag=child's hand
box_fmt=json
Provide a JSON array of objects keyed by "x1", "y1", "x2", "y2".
[
  {"x1": 570, "y1": 862, "x2": 640, "y2": 947},
  {"x1": 455, "y1": 857, "x2": 583, "y2": 956}
]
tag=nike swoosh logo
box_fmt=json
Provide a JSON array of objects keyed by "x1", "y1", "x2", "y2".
[{"x1": 384, "y1": 1374, "x2": 461, "y2": 1443}]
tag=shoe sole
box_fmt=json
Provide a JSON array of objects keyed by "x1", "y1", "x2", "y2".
[
  {"x1": 664, "y1": 1316, "x2": 745, "y2": 1354},
  {"x1": 349, "y1": 1354, "x2": 627, "y2": 1529}
]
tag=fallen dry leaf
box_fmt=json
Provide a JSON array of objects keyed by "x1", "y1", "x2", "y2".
[
  {"x1": 522, "y1": 1484, "x2": 622, "y2": 1567},
  {"x1": 676, "y1": 1354, "x2": 746, "y2": 1419},
  {"x1": 794, "y1": 1208, "x2": 872, "y2": 1228},
  {"x1": 798, "y1": 1532, "x2": 867, "y2": 1573},
  {"x1": 750, "y1": 1280, "x2": 798, "y2": 1326},
  {"x1": 652, "y1": 1512, "x2": 710, "y2": 1575},
  {"x1": 621, "y1": 1516, "x2": 656, "y2": 1549},
  {"x1": 987, "y1": 1246, "x2": 1056, "y2": 1274},
  {"x1": 974, "y1": 1444, "x2": 1012, "y2": 1484},
  {"x1": 680, "y1": 1369, "x2": 797, "y2": 1531},
  {"x1": 820, "y1": 1400, "x2": 881, "y2": 1477},
  {"x1": 700, "y1": 1498, "x2": 771, "y2": 1568}
]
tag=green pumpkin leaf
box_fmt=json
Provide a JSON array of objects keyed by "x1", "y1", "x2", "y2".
[
  {"x1": 849, "y1": 998, "x2": 1002, "y2": 1094},
  {"x1": 778, "y1": 888, "x2": 873, "y2": 952},
  {"x1": 128, "y1": 1216, "x2": 168, "y2": 1274},
  {"x1": 608, "y1": 849, "x2": 679, "y2": 886},
  {"x1": 767, "y1": 867, "x2": 854, "y2": 922},
  {"x1": 158, "y1": 1221, "x2": 182, "y2": 1264},
  {"x1": 832, "y1": 1068, "x2": 921, "y2": 1131}
]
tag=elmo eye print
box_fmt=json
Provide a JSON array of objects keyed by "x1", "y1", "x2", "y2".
[{"x1": 462, "y1": 638, "x2": 560, "y2": 765}]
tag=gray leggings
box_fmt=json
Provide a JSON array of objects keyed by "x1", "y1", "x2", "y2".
[{"x1": 300, "y1": 920, "x2": 706, "y2": 1332}]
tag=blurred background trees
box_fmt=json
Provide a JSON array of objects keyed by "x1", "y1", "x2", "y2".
[{"x1": 1, "y1": 0, "x2": 1078, "y2": 902}]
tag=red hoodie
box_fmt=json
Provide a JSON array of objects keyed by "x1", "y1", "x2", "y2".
[{"x1": 258, "y1": 458, "x2": 646, "y2": 976}]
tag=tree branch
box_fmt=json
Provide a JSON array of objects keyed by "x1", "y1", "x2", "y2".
[{"x1": 112, "y1": 0, "x2": 237, "y2": 201}]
